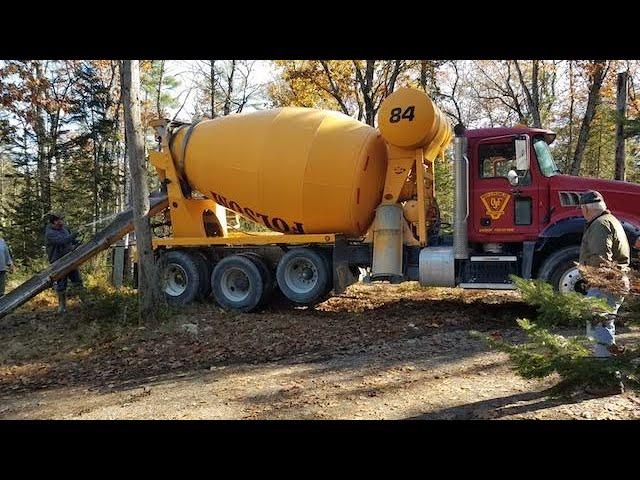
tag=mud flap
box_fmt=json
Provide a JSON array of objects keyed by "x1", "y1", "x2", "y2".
[
  {"x1": 522, "y1": 241, "x2": 536, "y2": 279},
  {"x1": 332, "y1": 235, "x2": 355, "y2": 295}
]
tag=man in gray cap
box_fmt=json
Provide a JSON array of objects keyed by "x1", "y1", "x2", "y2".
[
  {"x1": 45, "y1": 213, "x2": 85, "y2": 313},
  {"x1": 579, "y1": 190, "x2": 630, "y2": 358}
]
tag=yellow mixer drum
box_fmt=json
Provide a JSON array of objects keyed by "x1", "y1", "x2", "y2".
[{"x1": 170, "y1": 107, "x2": 389, "y2": 238}]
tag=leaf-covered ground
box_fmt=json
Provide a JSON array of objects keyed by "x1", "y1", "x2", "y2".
[{"x1": 1, "y1": 283, "x2": 639, "y2": 419}]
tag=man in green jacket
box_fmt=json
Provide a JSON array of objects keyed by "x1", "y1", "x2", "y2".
[{"x1": 579, "y1": 190, "x2": 630, "y2": 357}]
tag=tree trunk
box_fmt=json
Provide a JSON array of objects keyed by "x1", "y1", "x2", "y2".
[
  {"x1": 33, "y1": 61, "x2": 50, "y2": 217},
  {"x1": 596, "y1": 121, "x2": 603, "y2": 177},
  {"x1": 210, "y1": 60, "x2": 216, "y2": 118},
  {"x1": 387, "y1": 60, "x2": 402, "y2": 96},
  {"x1": 120, "y1": 60, "x2": 163, "y2": 323},
  {"x1": 570, "y1": 61, "x2": 608, "y2": 176},
  {"x1": 319, "y1": 61, "x2": 351, "y2": 116},
  {"x1": 156, "y1": 60, "x2": 164, "y2": 118},
  {"x1": 531, "y1": 60, "x2": 540, "y2": 126},
  {"x1": 364, "y1": 60, "x2": 375, "y2": 126},
  {"x1": 418, "y1": 60, "x2": 442, "y2": 97},
  {"x1": 615, "y1": 71, "x2": 628, "y2": 181},
  {"x1": 354, "y1": 60, "x2": 376, "y2": 126},
  {"x1": 223, "y1": 60, "x2": 236, "y2": 116},
  {"x1": 566, "y1": 61, "x2": 575, "y2": 170},
  {"x1": 89, "y1": 106, "x2": 101, "y2": 235},
  {"x1": 419, "y1": 60, "x2": 428, "y2": 93},
  {"x1": 0, "y1": 155, "x2": 4, "y2": 228},
  {"x1": 514, "y1": 60, "x2": 542, "y2": 128}
]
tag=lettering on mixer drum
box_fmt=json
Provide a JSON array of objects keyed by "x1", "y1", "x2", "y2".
[{"x1": 210, "y1": 191, "x2": 305, "y2": 234}]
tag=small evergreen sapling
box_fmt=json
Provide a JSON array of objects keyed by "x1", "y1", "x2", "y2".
[
  {"x1": 509, "y1": 275, "x2": 610, "y2": 327},
  {"x1": 472, "y1": 319, "x2": 640, "y2": 393},
  {"x1": 471, "y1": 275, "x2": 640, "y2": 393}
]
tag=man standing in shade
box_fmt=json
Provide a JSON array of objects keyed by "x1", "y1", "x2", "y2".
[
  {"x1": 578, "y1": 190, "x2": 630, "y2": 358},
  {"x1": 0, "y1": 235, "x2": 14, "y2": 298},
  {"x1": 45, "y1": 213, "x2": 85, "y2": 313}
]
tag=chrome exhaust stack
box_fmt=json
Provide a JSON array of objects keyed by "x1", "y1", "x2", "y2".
[{"x1": 453, "y1": 124, "x2": 469, "y2": 260}]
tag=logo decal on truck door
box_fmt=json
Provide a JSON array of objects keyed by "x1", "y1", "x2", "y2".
[{"x1": 480, "y1": 191, "x2": 510, "y2": 220}]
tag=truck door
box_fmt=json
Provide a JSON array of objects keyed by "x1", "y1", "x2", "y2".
[{"x1": 471, "y1": 137, "x2": 539, "y2": 241}]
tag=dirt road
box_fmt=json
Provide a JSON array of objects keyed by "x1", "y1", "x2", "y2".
[{"x1": 1, "y1": 284, "x2": 639, "y2": 419}]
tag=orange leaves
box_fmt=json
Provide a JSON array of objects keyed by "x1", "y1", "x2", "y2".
[{"x1": 271, "y1": 60, "x2": 351, "y2": 111}]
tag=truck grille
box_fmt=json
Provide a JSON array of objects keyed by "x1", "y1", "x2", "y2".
[{"x1": 460, "y1": 259, "x2": 518, "y2": 284}]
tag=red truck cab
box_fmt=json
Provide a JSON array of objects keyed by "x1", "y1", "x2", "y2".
[{"x1": 463, "y1": 126, "x2": 640, "y2": 291}]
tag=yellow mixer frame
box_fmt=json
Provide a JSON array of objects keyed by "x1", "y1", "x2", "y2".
[{"x1": 148, "y1": 87, "x2": 452, "y2": 250}]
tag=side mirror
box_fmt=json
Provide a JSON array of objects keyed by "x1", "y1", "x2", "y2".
[
  {"x1": 515, "y1": 136, "x2": 530, "y2": 171},
  {"x1": 507, "y1": 170, "x2": 519, "y2": 186}
]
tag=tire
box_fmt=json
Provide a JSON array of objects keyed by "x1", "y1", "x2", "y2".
[
  {"x1": 211, "y1": 255, "x2": 264, "y2": 312},
  {"x1": 237, "y1": 252, "x2": 275, "y2": 308},
  {"x1": 537, "y1": 245, "x2": 587, "y2": 294},
  {"x1": 160, "y1": 250, "x2": 202, "y2": 306},
  {"x1": 276, "y1": 248, "x2": 332, "y2": 305},
  {"x1": 190, "y1": 250, "x2": 212, "y2": 300}
]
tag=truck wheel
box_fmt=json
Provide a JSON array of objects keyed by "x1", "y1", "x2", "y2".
[
  {"x1": 190, "y1": 250, "x2": 213, "y2": 300},
  {"x1": 237, "y1": 252, "x2": 275, "y2": 307},
  {"x1": 537, "y1": 246, "x2": 587, "y2": 294},
  {"x1": 160, "y1": 250, "x2": 202, "y2": 306},
  {"x1": 211, "y1": 255, "x2": 264, "y2": 312},
  {"x1": 276, "y1": 248, "x2": 331, "y2": 306}
]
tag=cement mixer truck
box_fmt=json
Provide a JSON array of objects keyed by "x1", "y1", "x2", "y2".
[{"x1": 148, "y1": 87, "x2": 640, "y2": 312}]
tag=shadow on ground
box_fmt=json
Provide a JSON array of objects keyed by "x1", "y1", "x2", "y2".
[
  {"x1": 403, "y1": 388, "x2": 587, "y2": 419},
  {"x1": 0, "y1": 285, "x2": 536, "y2": 399}
]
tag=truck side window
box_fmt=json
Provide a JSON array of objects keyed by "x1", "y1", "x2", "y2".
[{"x1": 478, "y1": 142, "x2": 531, "y2": 185}]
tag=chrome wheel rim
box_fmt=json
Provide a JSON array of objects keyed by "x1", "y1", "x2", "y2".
[
  {"x1": 220, "y1": 267, "x2": 251, "y2": 302},
  {"x1": 559, "y1": 266, "x2": 582, "y2": 294},
  {"x1": 163, "y1": 264, "x2": 188, "y2": 297},
  {"x1": 284, "y1": 257, "x2": 319, "y2": 294}
]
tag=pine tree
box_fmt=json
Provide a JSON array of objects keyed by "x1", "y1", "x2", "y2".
[
  {"x1": 472, "y1": 277, "x2": 640, "y2": 393},
  {"x1": 472, "y1": 319, "x2": 640, "y2": 392},
  {"x1": 510, "y1": 276, "x2": 610, "y2": 327}
]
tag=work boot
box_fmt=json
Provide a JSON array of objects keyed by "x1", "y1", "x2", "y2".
[{"x1": 57, "y1": 291, "x2": 67, "y2": 313}]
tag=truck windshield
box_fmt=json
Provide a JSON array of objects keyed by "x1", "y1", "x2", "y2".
[{"x1": 534, "y1": 138, "x2": 561, "y2": 177}]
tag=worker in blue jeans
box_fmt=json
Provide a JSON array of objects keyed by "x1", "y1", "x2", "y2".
[
  {"x1": 45, "y1": 213, "x2": 85, "y2": 313},
  {"x1": 578, "y1": 191, "x2": 630, "y2": 358},
  {"x1": 585, "y1": 287, "x2": 628, "y2": 357}
]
